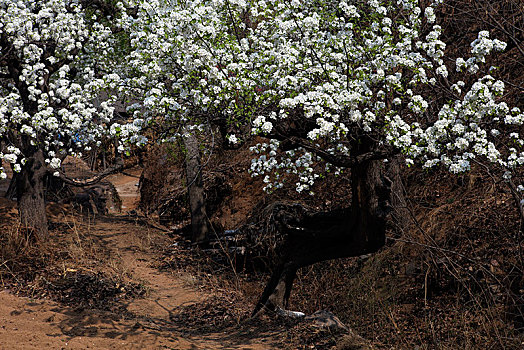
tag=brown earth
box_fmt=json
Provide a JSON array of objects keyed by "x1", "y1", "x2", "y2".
[
  {"x1": 0, "y1": 172, "x2": 288, "y2": 350},
  {"x1": 2, "y1": 148, "x2": 524, "y2": 349}
]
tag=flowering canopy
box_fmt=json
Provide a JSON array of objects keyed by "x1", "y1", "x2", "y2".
[
  {"x1": 2, "y1": 0, "x2": 522, "y2": 197},
  {"x1": 0, "y1": 0, "x2": 126, "y2": 178},
  {"x1": 122, "y1": 0, "x2": 523, "y2": 195}
]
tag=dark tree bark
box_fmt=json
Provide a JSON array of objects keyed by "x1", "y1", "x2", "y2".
[
  {"x1": 5, "y1": 172, "x2": 17, "y2": 200},
  {"x1": 183, "y1": 132, "x2": 209, "y2": 244},
  {"x1": 386, "y1": 156, "x2": 409, "y2": 232},
  {"x1": 15, "y1": 149, "x2": 49, "y2": 240},
  {"x1": 252, "y1": 156, "x2": 397, "y2": 316}
]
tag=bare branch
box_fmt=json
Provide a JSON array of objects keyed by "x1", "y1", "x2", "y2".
[
  {"x1": 283, "y1": 135, "x2": 393, "y2": 168},
  {"x1": 54, "y1": 158, "x2": 134, "y2": 187}
]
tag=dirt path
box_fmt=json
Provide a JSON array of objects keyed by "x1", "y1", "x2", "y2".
[{"x1": 0, "y1": 172, "x2": 277, "y2": 349}]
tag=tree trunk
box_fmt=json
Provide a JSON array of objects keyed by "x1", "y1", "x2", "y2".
[
  {"x1": 253, "y1": 157, "x2": 395, "y2": 316},
  {"x1": 386, "y1": 156, "x2": 409, "y2": 233},
  {"x1": 15, "y1": 149, "x2": 49, "y2": 241},
  {"x1": 183, "y1": 132, "x2": 209, "y2": 245},
  {"x1": 5, "y1": 172, "x2": 17, "y2": 200}
]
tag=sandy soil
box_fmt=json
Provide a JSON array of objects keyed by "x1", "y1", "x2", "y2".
[
  {"x1": 0, "y1": 172, "x2": 277, "y2": 349},
  {"x1": 106, "y1": 171, "x2": 141, "y2": 212}
]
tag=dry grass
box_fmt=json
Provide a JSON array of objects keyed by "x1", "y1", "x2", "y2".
[{"x1": 271, "y1": 164, "x2": 524, "y2": 349}]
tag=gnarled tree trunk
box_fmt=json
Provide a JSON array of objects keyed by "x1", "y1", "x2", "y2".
[
  {"x1": 183, "y1": 132, "x2": 209, "y2": 245},
  {"x1": 5, "y1": 172, "x2": 17, "y2": 200},
  {"x1": 15, "y1": 149, "x2": 49, "y2": 240},
  {"x1": 253, "y1": 157, "x2": 396, "y2": 316}
]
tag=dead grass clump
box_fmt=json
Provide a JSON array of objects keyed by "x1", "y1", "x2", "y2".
[
  {"x1": 0, "y1": 213, "x2": 131, "y2": 302},
  {"x1": 0, "y1": 224, "x2": 36, "y2": 262},
  {"x1": 0, "y1": 222, "x2": 52, "y2": 289}
]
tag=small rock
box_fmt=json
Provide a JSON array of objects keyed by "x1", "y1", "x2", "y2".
[{"x1": 275, "y1": 307, "x2": 305, "y2": 319}]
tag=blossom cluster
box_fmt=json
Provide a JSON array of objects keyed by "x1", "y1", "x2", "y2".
[{"x1": 249, "y1": 140, "x2": 324, "y2": 193}]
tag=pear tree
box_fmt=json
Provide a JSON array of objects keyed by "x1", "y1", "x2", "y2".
[
  {"x1": 119, "y1": 0, "x2": 524, "y2": 313},
  {"x1": 0, "y1": 0, "x2": 141, "y2": 238}
]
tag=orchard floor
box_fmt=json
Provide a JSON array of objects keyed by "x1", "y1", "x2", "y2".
[
  {"x1": 0, "y1": 219, "x2": 278, "y2": 350},
  {"x1": 0, "y1": 172, "x2": 307, "y2": 350}
]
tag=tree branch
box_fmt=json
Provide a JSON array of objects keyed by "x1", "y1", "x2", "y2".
[
  {"x1": 54, "y1": 158, "x2": 134, "y2": 187},
  {"x1": 281, "y1": 135, "x2": 393, "y2": 168}
]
